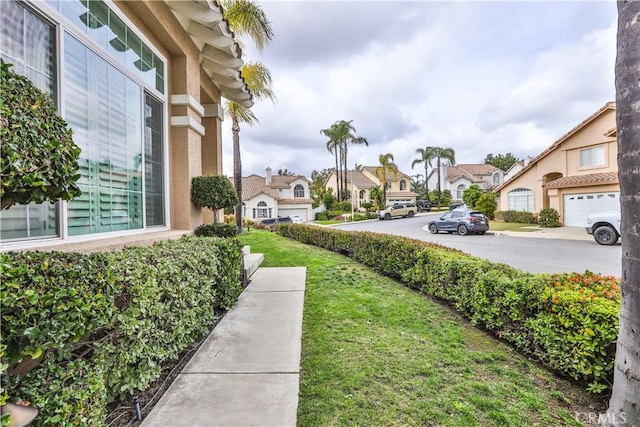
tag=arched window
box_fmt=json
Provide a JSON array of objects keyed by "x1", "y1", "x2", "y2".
[
  {"x1": 254, "y1": 201, "x2": 269, "y2": 218},
  {"x1": 294, "y1": 184, "x2": 304, "y2": 198},
  {"x1": 508, "y1": 188, "x2": 533, "y2": 211},
  {"x1": 493, "y1": 172, "x2": 502, "y2": 185},
  {"x1": 359, "y1": 190, "x2": 365, "y2": 199},
  {"x1": 399, "y1": 180, "x2": 407, "y2": 190},
  {"x1": 456, "y1": 184, "x2": 466, "y2": 200}
]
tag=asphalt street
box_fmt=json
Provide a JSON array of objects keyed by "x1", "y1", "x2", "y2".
[{"x1": 331, "y1": 213, "x2": 622, "y2": 277}]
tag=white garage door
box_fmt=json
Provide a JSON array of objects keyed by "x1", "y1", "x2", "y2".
[
  {"x1": 278, "y1": 208, "x2": 308, "y2": 222},
  {"x1": 563, "y1": 192, "x2": 620, "y2": 227}
]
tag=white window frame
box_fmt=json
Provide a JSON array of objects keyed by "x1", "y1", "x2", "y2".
[
  {"x1": 579, "y1": 146, "x2": 606, "y2": 168},
  {"x1": 508, "y1": 188, "x2": 533, "y2": 212}
]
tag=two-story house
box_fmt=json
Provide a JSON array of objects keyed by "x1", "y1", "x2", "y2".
[
  {"x1": 325, "y1": 167, "x2": 419, "y2": 208},
  {"x1": 426, "y1": 164, "x2": 505, "y2": 202},
  {"x1": 238, "y1": 168, "x2": 313, "y2": 222},
  {"x1": 0, "y1": 0, "x2": 251, "y2": 250},
  {"x1": 494, "y1": 102, "x2": 618, "y2": 227}
]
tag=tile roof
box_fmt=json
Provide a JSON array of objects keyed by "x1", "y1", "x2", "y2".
[
  {"x1": 362, "y1": 166, "x2": 411, "y2": 182},
  {"x1": 544, "y1": 172, "x2": 618, "y2": 189},
  {"x1": 347, "y1": 171, "x2": 378, "y2": 188},
  {"x1": 494, "y1": 102, "x2": 616, "y2": 192},
  {"x1": 447, "y1": 166, "x2": 483, "y2": 183},
  {"x1": 235, "y1": 173, "x2": 311, "y2": 201},
  {"x1": 456, "y1": 164, "x2": 501, "y2": 176}
]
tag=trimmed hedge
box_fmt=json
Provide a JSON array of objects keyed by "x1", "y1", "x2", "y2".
[
  {"x1": 494, "y1": 210, "x2": 537, "y2": 224},
  {"x1": 278, "y1": 224, "x2": 620, "y2": 392},
  {"x1": 195, "y1": 223, "x2": 238, "y2": 238},
  {"x1": 1, "y1": 236, "x2": 243, "y2": 425}
]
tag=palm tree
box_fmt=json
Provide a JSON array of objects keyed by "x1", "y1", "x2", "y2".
[
  {"x1": 430, "y1": 147, "x2": 456, "y2": 208},
  {"x1": 375, "y1": 153, "x2": 399, "y2": 206},
  {"x1": 321, "y1": 120, "x2": 368, "y2": 201},
  {"x1": 321, "y1": 125, "x2": 343, "y2": 201},
  {"x1": 411, "y1": 146, "x2": 438, "y2": 198},
  {"x1": 606, "y1": 2, "x2": 640, "y2": 424},
  {"x1": 221, "y1": 0, "x2": 274, "y2": 233}
]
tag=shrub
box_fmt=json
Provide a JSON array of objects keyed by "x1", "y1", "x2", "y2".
[
  {"x1": 195, "y1": 223, "x2": 238, "y2": 238},
  {"x1": 538, "y1": 207, "x2": 561, "y2": 228},
  {"x1": 0, "y1": 236, "x2": 243, "y2": 423},
  {"x1": 475, "y1": 193, "x2": 497, "y2": 219},
  {"x1": 494, "y1": 210, "x2": 536, "y2": 224},
  {"x1": 0, "y1": 61, "x2": 82, "y2": 210},
  {"x1": 334, "y1": 201, "x2": 352, "y2": 212},
  {"x1": 323, "y1": 193, "x2": 336, "y2": 211},
  {"x1": 315, "y1": 212, "x2": 329, "y2": 221},
  {"x1": 429, "y1": 189, "x2": 452, "y2": 207},
  {"x1": 277, "y1": 225, "x2": 620, "y2": 392},
  {"x1": 191, "y1": 175, "x2": 238, "y2": 223},
  {"x1": 462, "y1": 184, "x2": 483, "y2": 209}
]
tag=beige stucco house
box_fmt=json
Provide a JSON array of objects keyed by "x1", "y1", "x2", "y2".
[
  {"x1": 326, "y1": 167, "x2": 419, "y2": 208},
  {"x1": 238, "y1": 168, "x2": 313, "y2": 222},
  {"x1": 494, "y1": 102, "x2": 619, "y2": 227},
  {"x1": 1, "y1": 0, "x2": 249, "y2": 250}
]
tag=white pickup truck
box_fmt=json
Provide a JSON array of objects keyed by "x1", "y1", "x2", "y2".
[
  {"x1": 377, "y1": 203, "x2": 417, "y2": 220},
  {"x1": 585, "y1": 210, "x2": 621, "y2": 245}
]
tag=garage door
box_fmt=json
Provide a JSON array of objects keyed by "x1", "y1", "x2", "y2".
[
  {"x1": 563, "y1": 192, "x2": 619, "y2": 227},
  {"x1": 278, "y1": 208, "x2": 308, "y2": 222}
]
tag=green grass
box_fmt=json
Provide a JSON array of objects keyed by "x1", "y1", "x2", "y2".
[
  {"x1": 489, "y1": 222, "x2": 539, "y2": 232},
  {"x1": 238, "y1": 231, "x2": 605, "y2": 426}
]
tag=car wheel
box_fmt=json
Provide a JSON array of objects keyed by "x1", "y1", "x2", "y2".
[
  {"x1": 428, "y1": 224, "x2": 438, "y2": 234},
  {"x1": 408, "y1": 211, "x2": 415, "y2": 218},
  {"x1": 594, "y1": 225, "x2": 618, "y2": 245},
  {"x1": 384, "y1": 213, "x2": 391, "y2": 220},
  {"x1": 457, "y1": 224, "x2": 468, "y2": 236}
]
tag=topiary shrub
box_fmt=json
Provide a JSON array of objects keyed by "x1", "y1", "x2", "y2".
[
  {"x1": 538, "y1": 207, "x2": 561, "y2": 228},
  {"x1": 0, "y1": 60, "x2": 82, "y2": 210},
  {"x1": 191, "y1": 175, "x2": 238, "y2": 223},
  {"x1": 194, "y1": 223, "x2": 238, "y2": 238}
]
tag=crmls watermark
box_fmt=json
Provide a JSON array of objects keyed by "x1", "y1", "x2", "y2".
[{"x1": 573, "y1": 411, "x2": 628, "y2": 425}]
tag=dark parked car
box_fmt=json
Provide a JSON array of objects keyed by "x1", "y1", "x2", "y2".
[
  {"x1": 416, "y1": 200, "x2": 432, "y2": 212},
  {"x1": 448, "y1": 202, "x2": 465, "y2": 211},
  {"x1": 257, "y1": 216, "x2": 293, "y2": 230},
  {"x1": 427, "y1": 210, "x2": 489, "y2": 235}
]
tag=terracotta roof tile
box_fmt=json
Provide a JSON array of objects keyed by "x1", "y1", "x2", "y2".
[
  {"x1": 544, "y1": 172, "x2": 618, "y2": 189},
  {"x1": 456, "y1": 164, "x2": 500, "y2": 176},
  {"x1": 347, "y1": 171, "x2": 378, "y2": 188},
  {"x1": 234, "y1": 174, "x2": 310, "y2": 201},
  {"x1": 362, "y1": 166, "x2": 411, "y2": 181}
]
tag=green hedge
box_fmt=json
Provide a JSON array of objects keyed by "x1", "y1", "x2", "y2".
[
  {"x1": 0, "y1": 236, "x2": 243, "y2": 425},
  {"x1": 278, "y1": 225, "x2": 620, "y2": 392},
  {"x1": 494, "y1": 210, "x2": 537, "y2": 224},
  {"x1": 194, "y1": 223, "x2": 238, "y2": 238}
]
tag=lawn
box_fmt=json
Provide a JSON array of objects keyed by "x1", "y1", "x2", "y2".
[{"x1": 238, "y1": 230, "x2": 606, "y2": 426}]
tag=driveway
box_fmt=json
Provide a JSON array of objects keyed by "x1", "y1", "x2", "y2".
[{"x1": 330, "y1": 213, "x2": 622, "y2": 277}]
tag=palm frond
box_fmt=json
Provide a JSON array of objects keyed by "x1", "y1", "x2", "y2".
[{"x1": 221, "y1": 0, "x2": 274, "y2": 52}]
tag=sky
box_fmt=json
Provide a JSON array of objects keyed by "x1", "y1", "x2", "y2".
[{"x1": 220, "y1": 0, "x2": 617, "y2": 179}]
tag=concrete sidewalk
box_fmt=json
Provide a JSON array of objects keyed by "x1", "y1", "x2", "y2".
[{"x1": 141, "y1": 267, "x2": 306, "y2": 427}]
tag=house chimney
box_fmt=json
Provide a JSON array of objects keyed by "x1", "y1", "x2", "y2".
[
  {"x1": 524, "y1": 156, "x2": 533, "y2": 167},
  {"x1": 265, "y1": 167, "x2": 272, "y2": 186}
]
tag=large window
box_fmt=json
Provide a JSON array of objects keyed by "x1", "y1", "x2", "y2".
[
  {"x1": 0, "y1": 1, "x2": 58, "y2": 240},
  {"x1": 1, "y1": 0, "x2": 166, "y2": 243},
  {"x1": 456, "y1": 184, "x2": 466, "y2": 200},
  {"x1": 293, "y1": 184, "x2": 304, "y2": 198},
  {"x1": 253, "y1": 202, "x2": 270, "y2": 218},
  {"x1": 508, "y1": 188, "x2": 533, "y2": 211},
  {"x1": 580, "y1": 146, "x2": 605, "y2": 168},
  {"x1": 399, "y1": 180, "x2": 407, "y2": 190}
]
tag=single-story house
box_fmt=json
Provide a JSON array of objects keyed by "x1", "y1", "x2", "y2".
[
  {"x1": 494, "y1": 102, "x2": 618, "y2": 227},
  {"x1": 0, "y1": 0, "x2": 250, "y2": 250},
  {"x1": 427, "y1": 164, "x2": 505, "y2": 201},
  {"x1": 238, "y1": 168, "x2": 313, "y2": 222}
]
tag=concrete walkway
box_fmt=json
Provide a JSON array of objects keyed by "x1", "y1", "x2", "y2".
[{"x1": 141, "y1": 266, "x2": 306, "y2": 427}]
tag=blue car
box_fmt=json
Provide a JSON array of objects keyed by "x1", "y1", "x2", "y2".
[{"x1": 428, "y1": 209, "x2": 489, "y2": 236}]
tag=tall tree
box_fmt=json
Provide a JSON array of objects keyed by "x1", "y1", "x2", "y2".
[
  {"x1": 411, "y1": 146, "x2": 438, "y2": 199},
  {"x1": 410, "y1": 174, "x2": 426, "y2": 197},
  {"x1": 431, "y1": 147, "x2": 456, "y2": 208},
  {"x1": 375, "y1": 153, "x2": 399, "y2": 206},
  {"x1": 221, "y1": 0, "x2": 274, "y2": 233},
  {"x1": 321, "y1": 125, "x2": 343, "y2": 201},
  {"x1": 484, "y1": 152, "x2": 520, "y2": 172},
  {"x1": 320, "y1": 120, "x2": 368, "y2": 201},
  {"x1": 277, "y1": 168, "x2": 295, "y2": 176},
  {"x1": 606, "y1": 2, "x2": 640, "y2": 425}
]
